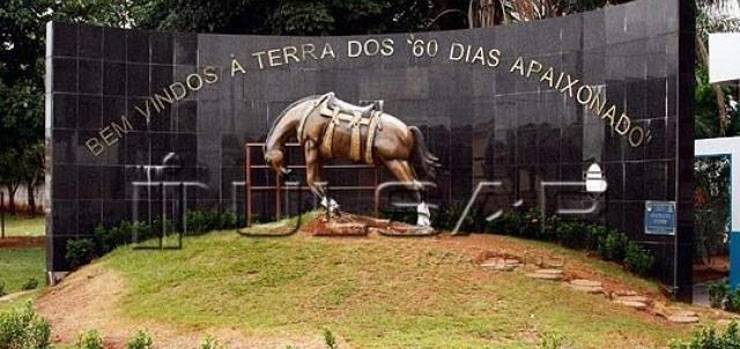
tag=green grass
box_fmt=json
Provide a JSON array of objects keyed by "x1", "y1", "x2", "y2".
[
  {"x1": 2, "y1": 215, "x2": 45, "y2": 237},
  {"x1": 0, "y1": 248, "x2": 46, "y2": 294},
  {"x1": 0, "y1": 289, "x2": 42, "y2": 313},
  {"x1": 99, "y1": 229, "x2": 693, "y2": 348}
]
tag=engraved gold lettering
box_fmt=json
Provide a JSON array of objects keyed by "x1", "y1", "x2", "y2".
[
  {"x1": 134, "y1": 100, "x2": 152, "y2": 121},
  {"x1": 153, "y1": 89, "x2": 174, "y2": 109},
  {"x1": 364, "y1": 39, "x2": 380, "y2": 56},
  {"x1": 230, "y1": 56, "x2": 246, "y2": 76},
  {"x1": 540, "y1": 67, "x2": 555, "y2": 88},
  {"x1": 601, "y1": 105, "x2": 617, "y2": 128},
  {"x1": 576, "y1": 85, "x2": 593, "y2": 105},
  {"x1": 348, "y1": 40, "x2": 362, "y2": 58},
  {"x1": 615, "y1": 114, "x2": 631, "y2": 135},
  {"x1": 559, "y1": 75, "x2": 579, "y2": 97},
  {"x1": 628, "y1": 126, "x2": 645, "y2": 147},
  {"x1": 111, "y1": 115, "x2": 133, "y2": 138},
  {"x1": 449, "y1": 43, "x2": 465, "y2": 61},
  {"x1": 471, "y1": 47, "x2": 485, "y2": 65},
  {"x1": 487, "y1": 49, "x2": 501, "y2": 67},
  {"x1": 589, "y1": 93, "x2": 607, "y2": 115},
  {"x1": 85, "y1": 137, "x2": 104, "y2": 156},
  {"x1": 169, "y1": 82, "x2": 187, "y2": 101},
  {"x1": 510, "y1": 57, "x2": 525, "y2": 76},
  {"x1": 554, "y1": 72, "x2": 565, "y2": 90},
  {"x1": 283, "y1": 46, "x2": 300, "y2": 64},
  {"x1": 203, "y1": 66, "x2": 219, "y2": 84},
  {"x1": 100, "y1": 126, "x2": 117, "y2": 146},
  {"x1": 381, "y1": 38, "x2": 394, "y2": 56},
  {"x1": 149, "y1": 96, "x2": 162, "y2": 113},
  {"x1": 267, "y1": 49, "x2": 282, "y2": 67},
  {"x1": 526, "y1": 60, "x2": 542, "y2": 78},
  {"x1": 302, "y1": 43, "x2": 318, "y2": 60},
  {"x1": 251, "y1": 51, "x2": 266, "y2": 69},
  {"x1": 321, "y1": 43, "x2": 336, "y2": 59},
  {"x1": 186, "y1": 73, "x2": 204, "y2": 91}
]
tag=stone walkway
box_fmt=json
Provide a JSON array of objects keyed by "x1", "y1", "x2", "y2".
[{"x1": 479, "y1": 254, "x2": 700, "y2": 324}]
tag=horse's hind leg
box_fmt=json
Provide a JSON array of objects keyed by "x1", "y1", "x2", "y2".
[{"x1": 383, "y1": 159, "x2": 430, "y2": 227}]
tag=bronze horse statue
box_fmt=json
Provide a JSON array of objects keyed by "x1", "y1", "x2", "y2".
[{"x1": 263, "y1": 92, "x2": 441, "y2": 224}]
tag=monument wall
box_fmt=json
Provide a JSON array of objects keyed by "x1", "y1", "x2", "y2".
[{"x1": 46, "y1": 0, "x2": 694, "y2": 293}]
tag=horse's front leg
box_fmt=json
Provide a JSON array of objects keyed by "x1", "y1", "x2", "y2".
[{"x1": 304, "y1": 141, "x2": 339, "y2": 216}]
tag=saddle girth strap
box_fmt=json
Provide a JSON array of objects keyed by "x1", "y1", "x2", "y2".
[
  {"x1": 365, "y1": 111, "x2": 381, "y2": 164},
  {"x1": 349, "y1": 112, "x2": 363, "y2": 162},
  {"x1": 320, "y1": 109, "x2": 341, "y2": 158}
]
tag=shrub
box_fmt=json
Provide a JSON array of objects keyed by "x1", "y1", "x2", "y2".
[
  {"x1": 490, "y1": 211, "x2": 524, "y2": 236},
  {"x1": 538, "y1": 332, "x2": 567, "y2": 349},
  {"x1": 201, "y1": 335, "x2": 226, "y2": 349},
  {"x1": 323, "y1": 328, "x2": 338, "y2": 349},
  {"x1": 623, "y1": 242, "x2": 655, "y2": 276},
  {"x1": 186, "y1": 209, "x2": 242, "y2": 235},
  {"x1": 541, "y1": 214, "x2": 561, "y2": 241},
  {"x1": 584, "y1": 224, "x2": 608, "y2": 251},
  {"x1": 126, "y1": 329, "x2": 154, "y2": 349},
  {"x1": 66, "y1": 238, "x2": 98, "y2": 269},
  {"x1": 0, "y1": 281, "x2": 6, "y2": 297},
  {"x1": 75, "y1": 329, "x2": 105, "y2": 349},
  {"x1": 555, "y1": 220, "x2": 584, "y2": 249},
  {"x1": 708, "y1": 281, "x2": 730, "y2": 309},
  {"x1": 0, "y1": 302, "x2": 53, "y2": 349},
  {"x1": 21, "y1": 278, "x2": 39, "y2": 291},
  {"x1": 727, "y1": 288, "x2": 740, "y2": 313},
  {"x1": 598, "y1": 230, "x2": 629, "y2": 261},
  {"x1": 522, "y1": 207, "x2": 543, "y2": 239},
  {"x1": 670, "y1": 320, "x2": 740, "y2": 348}
]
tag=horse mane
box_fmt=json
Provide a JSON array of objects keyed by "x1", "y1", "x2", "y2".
[{"x1": 264, "y1": 94, "x2": 323, "y2": 152}]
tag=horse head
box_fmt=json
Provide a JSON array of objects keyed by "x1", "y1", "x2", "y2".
[{"x1": 263, "y1": 146, "x2": 292, "y2": 177}]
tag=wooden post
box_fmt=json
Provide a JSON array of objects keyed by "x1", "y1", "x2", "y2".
[
  {"x1": 276, "y1": 171, "x2": 282, "y2": 220},
  {"x1": 373, "y1": 167, "x2": 379, "y2": 218},
  {"x1": 245, "y1": 145, "x2": 252, "y2": 227},
  {"x1": 1, "y1": 191, "x2": 4, "y2": 239}
]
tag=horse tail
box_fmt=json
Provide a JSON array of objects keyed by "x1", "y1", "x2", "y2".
[{"x1": 408, "y1": 126, "x2": 441, "y2": 180}]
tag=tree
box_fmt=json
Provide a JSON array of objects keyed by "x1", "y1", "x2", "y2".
[
  {"x1": 696, "y1": 0, "x2": 740, "y2": 137},
  {"x1": 0, "y1": 148, "x2": 22, "y2": 214},
  {"x1": 467, "y1": 0, "x2": 631, "y2": 27},
  {"x1": 129, "y1": 0, "x2": 440, "y2": 35},
  {"x1": 19, "y1": 142, "x2": 44, "y2": 215},
  {"x1": 1, "y1": 0, "x2": 127, "y2": 215}
]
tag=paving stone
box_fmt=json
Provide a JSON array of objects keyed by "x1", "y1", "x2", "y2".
[
  {"x1": 315, "y1": 222, "x2": 368, "y2": 236},
  {"x1": 615, "y1": 295, "x2": 649, "y2": 304},
  {"x1": 526, "y1": 271, "x2": 563, "y2": 281},
  {"x1": 570, "y1": 279, "x2": 602, "y2": 287},
  {"x1": 568, "y1": 279, "x2": 604, "y2": 294},
  {"x1": 616, "y1": 300, "x2": 648, "y2": 310},
  {"x1": 481, "y1": 258, "x2": 519, "y2": 271},
  {"x1": 667, "y1": 315, "x2": 700, "y2": 324}
]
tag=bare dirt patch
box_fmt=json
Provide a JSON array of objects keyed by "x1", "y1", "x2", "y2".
[
  {"x1": 0, "y1": 236, "x2": 45, "y2": 249},
  {"x1": 36, "y1": 264, "x2": 326, "y2": 348}
]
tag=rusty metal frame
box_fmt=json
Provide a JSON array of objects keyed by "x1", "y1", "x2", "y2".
[{"x1": 244, "y1": 142, "x2": 379, "y2": 226}]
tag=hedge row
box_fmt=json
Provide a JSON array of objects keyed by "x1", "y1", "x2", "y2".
[
  {"x1": 66, "y1": 210, "x2": 243, "y2": 269},
  {"x1": 383, "y1": 205, "x2": 656, "y2": 277}
]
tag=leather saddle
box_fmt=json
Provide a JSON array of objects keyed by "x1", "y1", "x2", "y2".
[
  {"x1": 326, "y1": 94, "x2": 379, "y2": 117},
  {"x1": 315, "y1": 92, "x2": 383, "y2": 164}
]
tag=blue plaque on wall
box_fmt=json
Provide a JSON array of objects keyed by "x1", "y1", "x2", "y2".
[{"x1": 645, "y1": 201, "x2": 677, "y2": 236}]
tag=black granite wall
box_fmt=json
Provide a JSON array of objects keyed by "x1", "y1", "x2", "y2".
[{"x1": 45, "y1": 0, "x2": 693, "y2": 295}]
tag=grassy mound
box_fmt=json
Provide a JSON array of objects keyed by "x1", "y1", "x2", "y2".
[{"x1": 62, "y1": 223, "x2": 704, "y2": 348}]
